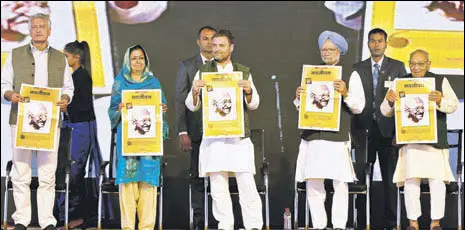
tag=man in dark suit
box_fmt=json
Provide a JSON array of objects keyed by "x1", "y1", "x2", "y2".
[
  {"x1": 351, "y1": 28, "x2": 407, "y2": 229},
  {"x1": 174, "y1": 25, "x2": 217, "y2": 230}
]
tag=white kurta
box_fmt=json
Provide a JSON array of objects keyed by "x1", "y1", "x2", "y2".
[
  {"x1": 380, "y1": 77, "x2": 458, "y2": 186},
  {"x1": 294, "y1": 71, "x2": 365, "y2": 182},
  {"x1": 185, "y1": 62, "x2": 260, "y2": 177}
]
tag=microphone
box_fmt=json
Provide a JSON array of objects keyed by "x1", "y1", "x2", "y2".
[{"x1": 272, "y1": 75, "x2": 285, "y2": 153}]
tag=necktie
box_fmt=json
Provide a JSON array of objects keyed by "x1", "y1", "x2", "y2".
[
  {"x1": 372, "y1": 63, "x2": 380, "y2": 120},
  {"x1": 373, "y1": 63, "x2": 380, "y2": 97}
]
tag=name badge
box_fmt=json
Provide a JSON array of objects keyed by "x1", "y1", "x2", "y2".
[{"x1": 384, "y1": 81, "x2": 392, "y2": 88}]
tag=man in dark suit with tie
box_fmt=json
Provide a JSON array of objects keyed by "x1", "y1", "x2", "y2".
[
  {"x1": 175, "y1": 25, "x2": 217, "y2": 230},
  {"x1": 351, "y1": 28, "x2": 407, "y2": 229}
]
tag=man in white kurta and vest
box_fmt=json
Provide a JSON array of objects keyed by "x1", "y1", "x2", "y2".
[
  {"x1": 294, "y1": 31, "x2": 365, "y2": 229},
  {"x1": 185, "y1": 29, "x2": 263, "y2": 230},
  {"x1": 381, "y1": 49, "x2": 458, "y2": 230},
  {"x1": 1, "y1": 13, "x2": 74, "y2": 230}
]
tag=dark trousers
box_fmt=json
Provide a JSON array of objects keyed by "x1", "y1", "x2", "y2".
[
  {"x1": 190, "y1": 141, "x2": 205, "y2": 229},
  {"x1": 353, "y1": 120, "x2": 398, "y2": 229},
  {"x1": 54, "y1": 121, "x2": 113, "y2": 223}
]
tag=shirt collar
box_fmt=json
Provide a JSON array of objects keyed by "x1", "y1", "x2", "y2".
[
  {"x1": 200, "y1": 53, "x2": 213, "y2": 64},
  {"x1": 215, "y1": 61, "x2": 233, "y2": 71},
  {"x1": 30, "y1": 42, "x2": 50, "y2": 53},
  {"x1": 371, "y1": 55, "x2": 384, "y2": 68}
]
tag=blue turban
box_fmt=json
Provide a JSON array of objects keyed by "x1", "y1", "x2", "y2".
[{"x1": 318, "y1": 30, "x2": 348, "y2": 55}]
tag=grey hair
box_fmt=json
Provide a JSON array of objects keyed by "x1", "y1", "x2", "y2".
[
  {"x1": 28, "y1": 13, "x2": 51, "y2": 30},
  {"x1": 410, "y1": 49, "x2": 430, "y2": 61}
]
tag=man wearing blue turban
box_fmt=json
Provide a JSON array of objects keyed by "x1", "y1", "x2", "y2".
[
  {"x1": 293, "y1": 30, "x2": 365, "y2": 229},
  {"x1": 318, "y1": 30, "x2": 349, "y2": 56}
]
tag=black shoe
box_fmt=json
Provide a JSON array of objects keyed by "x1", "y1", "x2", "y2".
[
  {"x1": 14, "y1": 224, "x2": 27, "y2": 230},
  {"x1": 55, "y1": 220, "x2": 64, "y2": 227},
  {"x1": 194, "y1": 225, "x2": 204, "y2": 230},
  {"x1": 43, "y1": 224, "x2": 56, "y2": 230}
]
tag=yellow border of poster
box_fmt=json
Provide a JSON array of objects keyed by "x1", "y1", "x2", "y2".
[
  {"x1": 298, "y1": 65, "x2": 342, "y2": 131},
  {"x1": 395, "y1": 78, "x2": 437, "y2": 144},
  {"x1": 122, "y1": 89, "x2": 163, "y2": 156},
  {"x1": 202, "y1": 72, "x2": 245, "y2": 138},
  {"x1": 15, "y1": 84, "x2": 61, "y2": 151}
]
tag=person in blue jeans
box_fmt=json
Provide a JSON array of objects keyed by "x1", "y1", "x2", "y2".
[{"x1": 54, "y1": 40, "x2": 112, "y2": 228}]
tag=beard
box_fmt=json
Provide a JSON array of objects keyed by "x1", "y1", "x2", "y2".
[
  {"x1": 322, "y1": 56, "x2": 339, "y2": 65},
  {"x1": 213, "y1": 52, "x2": 230, "y2": 63}
]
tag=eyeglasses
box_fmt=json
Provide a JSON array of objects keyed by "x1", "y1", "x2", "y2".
[
  {"x1": 409, "y1": 62, "x2": 429, "y2": 68},
  {"x1": 321, "y1": 48, "x2": 338, "y2": 54}
]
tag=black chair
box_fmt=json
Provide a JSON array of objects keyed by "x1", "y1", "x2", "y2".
[
  {"x1": 294, "y1": 130, "x2": 372, "y2": 230},
  {"x1": 97, "y1": 128, "x2": 167, "y2": 230},
  {"x1": 196, "y1": 128, "x2": 270, "y2": 230},
  {"x1": 395, "y1": 129, "x2": 463, "y2": 230},
  {"x1": 3, "y1": 127, "x2": 73, "y2": 229}
]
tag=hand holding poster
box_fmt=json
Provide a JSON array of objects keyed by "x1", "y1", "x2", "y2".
[
  {"x1": 122, "y1": 90, "x2": 163, "y2": 156},
  {"x1": 15, "y1": 84, "x2": 61, "y2": 151},
  {"x1": 201, "y1": 72, "x2": 244, "y2": 138},
  {"x1": 298, "y1": 65, "x2": 342, "y2": 131},
  {"x1": 395, "y1": 78, "x2": 437, "y2": 144}
]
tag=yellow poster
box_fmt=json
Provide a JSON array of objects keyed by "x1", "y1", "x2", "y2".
[
  {"x1": 201, "y1": 72, "x2": 244, "y2": 138},
  {"x1": 15, "y1": 84, "x2": 61, "y2": 151},
  {"x1": 298, "y1": 65, "x2": 342, "y2": 131},
  {"x1": 122, "y1": 90, "x2": 163, "y2": 156},
  {"x1": 395, "y1": 78, "x2": 437, "y2": 144}
]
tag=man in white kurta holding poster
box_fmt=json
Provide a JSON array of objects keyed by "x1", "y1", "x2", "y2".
[
  {"x1": 294, "y1": 31, "x2": 365, "y2": 229},
  {"x1": 1, "y1": 14, "x2": 74, "y2": 230},
  {"x1": 381, "y1": 49, "x2": 458, "y2": 230},
  {"x1": 186, "y1": 29, "x2": 262, "y2": 230}
]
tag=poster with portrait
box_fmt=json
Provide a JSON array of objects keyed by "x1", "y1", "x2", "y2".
[
  {"x1": 15, "y1": 84, "x2": 61, "y2": 151},
  {"x1": 395, "y1": 78, "x2": 437, "y2": 144},
  {"x1": 122, "y1": 89, "x2": 163, "y2": 156},
  {"x1": 201, "y1": 72, "x2": 244, "y2": 138},
  {"x1": 298, "y1": 65, "x2": 342, "y2": 131}
]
